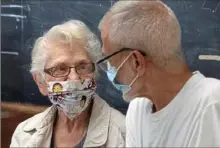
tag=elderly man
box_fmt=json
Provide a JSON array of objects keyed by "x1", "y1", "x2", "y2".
[
  {"x1": 97, "y1": 0, "x2": 220, "y2": 147},
  {"x1": 10, "y1": 20, "x2": 125, "y2": 147}
]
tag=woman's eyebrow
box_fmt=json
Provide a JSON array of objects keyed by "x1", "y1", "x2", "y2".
[
  {"x1": 46, "y1": 62, "x2": 67, "y2": 69},
  {"x1": 47, "y1": 59, "x2": 92, "y2": 69},
  {"x1": 75, "y1": 59, "x2": 92, "y2": 65}
]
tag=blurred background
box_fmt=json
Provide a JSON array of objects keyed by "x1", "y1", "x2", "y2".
[{"x1": 1, "y1": 0, "x2": 220, "y2": 147}]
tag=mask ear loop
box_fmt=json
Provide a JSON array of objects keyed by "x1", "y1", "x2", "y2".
[
  {"x1": 40, "y1": 71, "x2": 49, "y2": 85},
  {"x1": 119, "y1": 52, "x2": 139, "y2": 87},
  {"x1": 129, "y1": 74, "x2": 139, "y2": 87},
  {"x1": 116, "y1": 52, "x2": 133, "y2": 71}
]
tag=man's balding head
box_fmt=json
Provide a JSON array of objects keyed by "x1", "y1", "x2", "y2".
[{"x1": 99, "y1": 0, "x2": 185, "y2": 70}]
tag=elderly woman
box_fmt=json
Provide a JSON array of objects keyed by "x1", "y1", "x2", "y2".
[{"x1": 10, "y1": 20, "x2": 125, "y2": 147}]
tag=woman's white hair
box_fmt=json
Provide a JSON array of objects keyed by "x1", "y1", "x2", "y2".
[
  {"x1": 30, "y1": 20, "x2": 101, "y2": 73},
  {"x1": 99, "y1": 0, "x2": 185, "y2": 69}
]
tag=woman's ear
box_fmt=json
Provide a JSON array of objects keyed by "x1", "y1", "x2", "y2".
[
  {"x1": 131, "y1": 51, "x2": 146, "y2": 76},
  {"x1": 33, "y1": 72, "x2": 48, "y2": 96}
]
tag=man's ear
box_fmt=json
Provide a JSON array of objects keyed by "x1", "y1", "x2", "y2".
[
  {"x1": 33, "y1": 72, "x2": 48, "y2": 96},
  {"x1": 131, "y1": 51, "x2": 148, "y2": 76}
]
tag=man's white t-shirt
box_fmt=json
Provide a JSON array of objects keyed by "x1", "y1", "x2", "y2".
[{"x1": 126, "y1": 71, "x2": 220, "y2": 147}]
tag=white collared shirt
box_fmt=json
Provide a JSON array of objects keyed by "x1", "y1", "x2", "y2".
[
  {"x1": 10, "y1": 95, "x2": 126, "y2": 147},
  {"x1": 126, "y1": 71, "x2": 220, "y2": 147}
]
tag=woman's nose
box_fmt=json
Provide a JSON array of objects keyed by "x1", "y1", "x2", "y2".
[{"x1": 67, "y1": 68, "x2": 80, "y2": 80}]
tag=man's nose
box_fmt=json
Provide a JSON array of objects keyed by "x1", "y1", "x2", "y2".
[{"x1": 67, "y1": 68, "x2": 80, "y2": 80}]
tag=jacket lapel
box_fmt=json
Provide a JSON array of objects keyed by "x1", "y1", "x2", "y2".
[
  {"x1": 22, "y1": 106, "x2": 57, "y2": 147},
  {"x1": 83, "y1": 95, "x2": 110, "y2": 147},
  {"x1": 21, "y1": 96, "x2": 111, "y2": 147}
]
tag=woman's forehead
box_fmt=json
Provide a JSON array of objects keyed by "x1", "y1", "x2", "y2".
[{"x1": 45, "y1": 43, "x2": 91, "y2": 68}]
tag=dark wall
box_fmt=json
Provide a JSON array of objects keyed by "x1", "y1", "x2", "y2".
[
  {"x1": 1, "y1": 0, "x2": 220, "y2": 114},
  {"x1": 166, "y1": 0, "x2": 220, "y2": 78}
]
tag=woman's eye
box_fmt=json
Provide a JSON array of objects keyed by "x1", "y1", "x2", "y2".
[
  {"x1": 59, "y1": 66, "x2": 67, "y2": 71},
  {"x1": 80, "y1": 65, "x2": 86, "y2": 69}
]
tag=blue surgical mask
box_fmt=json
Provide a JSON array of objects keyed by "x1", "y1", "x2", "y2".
[{"x1": 106, "y1": 53, "x2": 139, "y2": 95}]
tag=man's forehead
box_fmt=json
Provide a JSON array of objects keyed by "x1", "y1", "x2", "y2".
[
  {"x1": 100, "y1": 21, "x2": 115, "y2": 54},
  {"x1": 101, "y1": 32, "x2": 115, "y2": 56}
]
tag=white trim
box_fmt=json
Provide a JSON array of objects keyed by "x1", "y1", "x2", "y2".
[
  {"x1": 198, "y1": 55, "x2": 220, "y2": 61},
  {"x1": 1, "y1": 14, "x2": 26, "y2": 19},
  {"x1": 1, "y1": 5, "x2": 24, "y2": 9},
  {"x1": 1, "y1": 51, "x2": 19, "y2": 56}
]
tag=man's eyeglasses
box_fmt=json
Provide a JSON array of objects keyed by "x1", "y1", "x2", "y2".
[
  {"x1": 96, "y1": 48, "x2": 146, "y2": 72},
  {"x1": 97, "y1": 48, "x2": 146, "y2": 64},
  {"x1": 44, "y1": 63, "x2": 95, "y2": 78}
]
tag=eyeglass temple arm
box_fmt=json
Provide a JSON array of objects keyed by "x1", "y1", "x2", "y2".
[{"x1": 97, "y1": 48, "x2": 146, "y2": 64}]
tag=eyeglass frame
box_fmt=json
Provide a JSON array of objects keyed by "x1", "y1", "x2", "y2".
[
  {"x1": 97, "y1": 48, "x2": 146, "y2": 64},
  {"x1": 44, "y1": 62, "x2": 95, "y2": 78}
]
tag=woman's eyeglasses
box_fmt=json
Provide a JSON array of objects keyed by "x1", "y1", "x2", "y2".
[{"x1": 44, "y1": 63, "x2": 95, "y2": 78}]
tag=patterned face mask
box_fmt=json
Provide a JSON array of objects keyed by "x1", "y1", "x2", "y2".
[{"x1": 47, "y1": 78, "x2": 96, "y2": 120}]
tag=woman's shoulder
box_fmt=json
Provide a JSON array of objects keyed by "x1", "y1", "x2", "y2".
[
  {"x1": 93, "y1": 95, "x2": 126, "y2": 147},
  {"x1": 14, "y1": 106, "x2": 55, "y2": 133},
  {"x1": 93, "y1": 95, "x2": 125, "y2": 131},
  {"x1": 109, "y1": 106, "x2": 126, "y2": 131},
  {"x1": 10, "y1": 106, "x2": 55, "y2": 147},
  {"x1": 106, "y1": 107, "x2": 126, "y2": 147}
]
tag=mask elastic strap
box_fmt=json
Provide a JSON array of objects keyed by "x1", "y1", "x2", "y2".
[
  {"x1": 116, "y1": 52, "x2": 133, "y2": 71},
  {"x1": 40, "y1": 71, "x2": 48, "y2": 84},
  {"x1": 129, "y1": 74, "x2": 139, "y2": 87}
]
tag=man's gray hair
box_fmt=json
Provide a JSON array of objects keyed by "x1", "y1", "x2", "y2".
[
  {"x1": 30, "y1": 20, "x2": 101, "y2": 73},
  {"x1": 99, "y1": 0, "x2": 185, "y2": 69}
]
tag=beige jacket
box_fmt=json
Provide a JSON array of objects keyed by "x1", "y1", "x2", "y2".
[{"x1": 10, "y1": 95, "x2": 126, "y2": 147}]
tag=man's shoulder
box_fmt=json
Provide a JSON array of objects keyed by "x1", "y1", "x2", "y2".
[
  {"x1": 198, "y1": 77, "x2": 220, "y2": 102},
  {"x1": 201, "y1": 77, "x2": 220, "y2": 88},
  {"x1": 205, "y1": 78, "x2": 220, "y2": 103},
  {"x1": 188, "y1": 75, "x2": 220, "y2": 113},
  {"x1": 125, "y1": 98, "x2": 151, "y2": 141},
  {"x1": 127, "y1": 97, "x2": 151, "y2": 117},
  {"x1": 126, "y1": 98, "x2": 151, "y2": 127}
]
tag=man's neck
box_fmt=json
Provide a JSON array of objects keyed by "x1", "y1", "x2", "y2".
[{"x1": 148, "y1": 67, "x2": 192, "y2": 112}]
